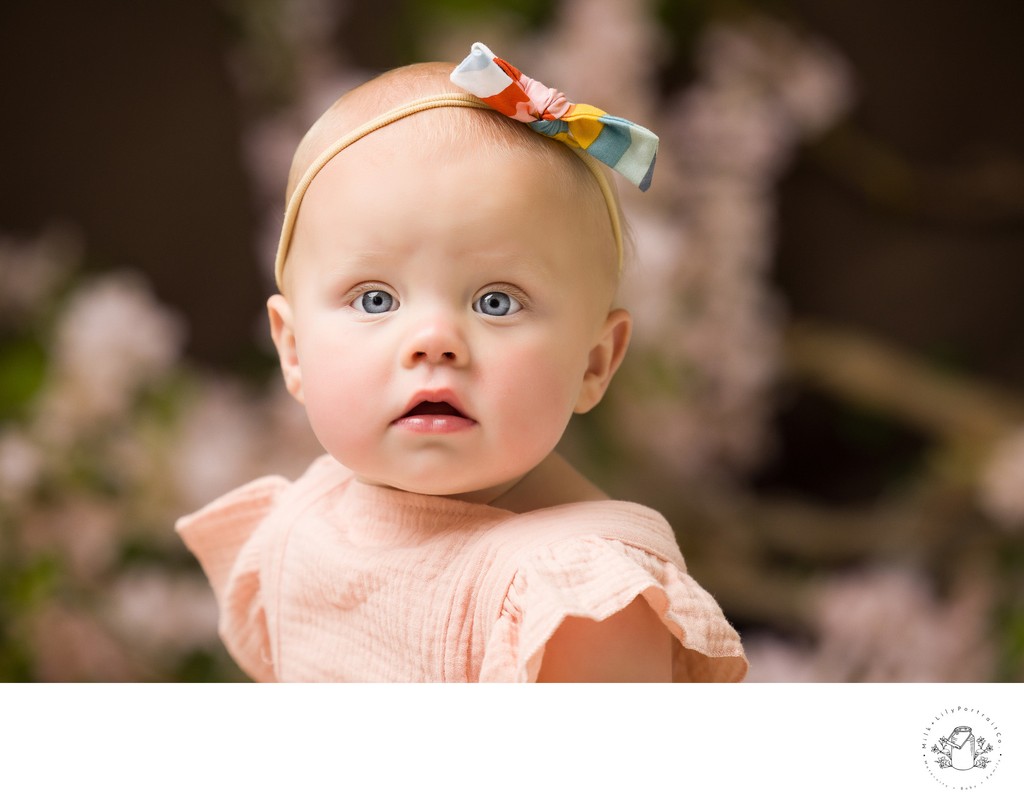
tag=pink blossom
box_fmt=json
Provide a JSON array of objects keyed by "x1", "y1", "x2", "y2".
[
  {"x1": 105, "y1": 570, "x2": 220, "y2": 656},
  {"x1": 978, "y1": 428, "x2": 1024, "y2": 529},
  {"x1": 0, "y1": 430, "x2": 44, "y2": 504},
  {"x1": 38, "y1": 272, "x2": 184, "y2": 436}
]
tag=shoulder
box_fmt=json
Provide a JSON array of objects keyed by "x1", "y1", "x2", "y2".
[
  {"x1": 174, "y1": 454, "x2": 351, "y2": 558},
  {"x1": 504, "y1": 497, "x2": 684, "y2": 568},
  {"x1": 512, "y1": 502, "x2": 679, "y2": 683},
  {"x1": 478, "y1": 500, "x2": 748, "y2": 683}
]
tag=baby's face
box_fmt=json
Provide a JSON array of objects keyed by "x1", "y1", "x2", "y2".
[{"x1": 269, "y1": 121, "x2": 627, "y2": 500}]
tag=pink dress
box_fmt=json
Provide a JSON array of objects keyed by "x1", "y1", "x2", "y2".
[{"x1": 175, "y1": 455, "x2": 748, "y2": 682}]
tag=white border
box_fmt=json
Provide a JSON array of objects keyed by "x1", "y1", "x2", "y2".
[{"x1": 1, "y1": 684, "x2": 1019, "y2": 806}]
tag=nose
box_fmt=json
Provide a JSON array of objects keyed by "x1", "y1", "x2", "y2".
[{"x1": 400, "y1": 314, "x2": 469, "y2": 369}]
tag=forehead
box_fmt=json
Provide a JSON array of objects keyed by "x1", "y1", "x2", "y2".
[
  {"x1": 305, "y1": 107, "x2": 596, "y2": 203},
  {"x1": 288, "y1": 111, "x2": 617, "y2": 285}
]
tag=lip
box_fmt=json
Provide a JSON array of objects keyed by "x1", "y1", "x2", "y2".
[{"x1": 390, "y1": 389, "x2": 477, "y2": 434}]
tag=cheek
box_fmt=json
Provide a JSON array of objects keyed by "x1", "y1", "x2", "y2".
[
  {"x1": 484, "y1": 332, "x2": 586, "y2": 436},
  {"x1": 296, "y1": 323, "x2": 385, "y2": 455}
]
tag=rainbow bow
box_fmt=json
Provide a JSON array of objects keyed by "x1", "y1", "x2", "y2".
[{"x1": 450, "y1": 42, "x2": 658, "y2": 191}]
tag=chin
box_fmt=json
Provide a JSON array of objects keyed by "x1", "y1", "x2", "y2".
[
  {"x1": 405, "y1": 482, "x2": 472, "y2": 497},
  {"x1": 388, "y1": 474, "x2": 493, "y2": 498},
  {"x1": 373, "y1": 463, "x2": 529, "y2": 499}
]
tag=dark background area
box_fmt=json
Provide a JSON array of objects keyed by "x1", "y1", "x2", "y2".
[
  {"x1": 0, "y1": 0, "x2": 263, "y2": 364},
  {"x1": 767, "y1": 0, "x2": 1024, "y2": 503},
  {"x1": 779, "y1": 0, "x2": 1024, "y2": 387}
]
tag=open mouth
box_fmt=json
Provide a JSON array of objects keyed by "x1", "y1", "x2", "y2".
[
  {"x1": 401, "y1": 400, "x2": 467, "y2": 419},
  {"x1": 392, "y1": 397, "x2": 476, "y2": 434}
]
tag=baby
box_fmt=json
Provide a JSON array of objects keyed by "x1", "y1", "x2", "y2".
[{"x1": 176, "y1": 43, "x2": 747, "y2": 682}]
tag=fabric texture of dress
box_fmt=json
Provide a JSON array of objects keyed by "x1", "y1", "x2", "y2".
[{"x1": 175, "y1": 455, "x2": 748, "y2": 682}]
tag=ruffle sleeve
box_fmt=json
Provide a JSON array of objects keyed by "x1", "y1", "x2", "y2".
[
  {"x1": 478, "y1": 535, "x2": 748, "y2": 683},
  {"x1": 175, "y1": 475, "x2": 289, "y2": 682}
]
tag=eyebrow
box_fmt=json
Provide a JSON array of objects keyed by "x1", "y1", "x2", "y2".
[
  {"x1": 453, "y1": 247, "x2": 557, "y2": 280},
  {"x1": 315, "y1": 251, "x2": 393, "y2": 287},
  {"x1": 331, "y1": 250, "x2": 393, "y2": 271},
  {"x1": 323, "y1": 247, "x2": 556, "y2": 282}
]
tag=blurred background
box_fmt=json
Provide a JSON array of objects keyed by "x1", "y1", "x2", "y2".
[{"x1": 1, "y1": 0, "x2": 1022, "y2": 682}]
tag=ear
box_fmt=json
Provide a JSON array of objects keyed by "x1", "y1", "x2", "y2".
[
  {"x1": 574, "y1": 308, "x2": 632, "y2": 414},
  {"x1": 267, "y1": 294, "x2": 304, "y2": 404}
]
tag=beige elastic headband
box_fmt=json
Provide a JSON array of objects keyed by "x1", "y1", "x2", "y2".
[{"x1": 274, "y1": 92, "x2": 623, "y2": 289}]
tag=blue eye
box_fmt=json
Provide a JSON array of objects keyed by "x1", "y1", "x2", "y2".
[
  {"x1": 353, "y1": 289, "x2": 397, "y2": 314},
  {"x1": 473, "y1": 291, "x2": 521, "y2": 317}
]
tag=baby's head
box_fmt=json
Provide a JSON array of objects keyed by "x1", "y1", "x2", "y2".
[{"x1": 268, "y1": 60, "x2": 633, "y2": 501}]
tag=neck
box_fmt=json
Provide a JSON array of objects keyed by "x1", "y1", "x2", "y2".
[{"x1": 474, "y1": 452, "x2": 610, "y2": 513}]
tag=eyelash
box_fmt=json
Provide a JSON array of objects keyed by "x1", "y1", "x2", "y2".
[
  {"x1": 344, "y1": 283, "x2": 530, "y2": 312},
  {"x1": 345, "y1": 282, "x2": 396, "y2": 310},
  {"x1": 478, "y1": 284, "x2": 529, "y2": 313}
]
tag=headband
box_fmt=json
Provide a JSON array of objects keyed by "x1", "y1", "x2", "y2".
[
  {"x1": 275, "y1": 44, "x2": 659, "y2": 289},
  {"x1": 450, "y1": 42, "x2": 658, "y2": 190}
]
